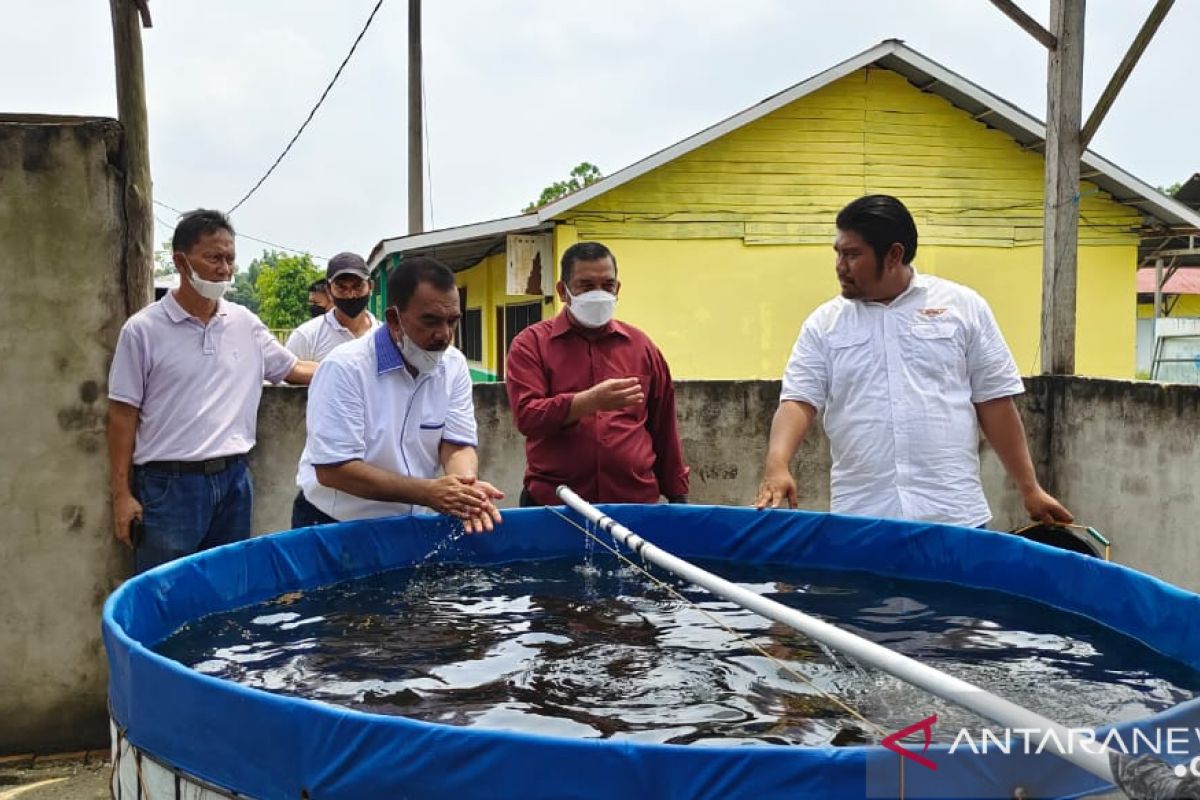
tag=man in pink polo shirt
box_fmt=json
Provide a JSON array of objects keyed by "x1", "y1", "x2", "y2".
[{"x1": 107, "y1": 209, "x2": 317, "y2": 573}]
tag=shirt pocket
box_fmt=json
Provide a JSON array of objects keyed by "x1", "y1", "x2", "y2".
[
  {"x1": 903, "y1": 321, "x2": 964, "y2": 385},
  {"x1": 828, "y1": 330, "x2": 871, "y2": 349},
  {"x1": 827, "y1": 329, "x2": 872, "y2": 371},
  {"x1": 418, "y1": 419, "x2": 445, "y2": 452}
]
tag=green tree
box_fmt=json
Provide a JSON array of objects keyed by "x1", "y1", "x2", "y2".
[
  {"x1": 154, "y1": 238, "x2": 176, "y2": 277},
  {"x1": 227, "y1": 259, "x2": 262, "y2": 313},
  {"x1": 1159, "y1": 181, "x2": 1184, "y2": 198},
  {"x1": 522, "y1": 162, "x2": 603, "y2": 212},
  {"x1": 253, "y1": 250, "x2": 322, "y2": 329}
]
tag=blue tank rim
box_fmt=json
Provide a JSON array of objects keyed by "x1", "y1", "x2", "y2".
[{"x1": 102, "y1": 505, "x2": 1200, "y2": 800}]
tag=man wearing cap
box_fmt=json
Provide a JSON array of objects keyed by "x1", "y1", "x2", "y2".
[
  {"x1": 291, "y1": 255, "x2": 504, "y2": 533},
  {"x1": 286, "y1": 253, "x2": 380, "y2": 362},
  {"x1": 107, "y1": 208, "x2": 318, "y2": 574}
]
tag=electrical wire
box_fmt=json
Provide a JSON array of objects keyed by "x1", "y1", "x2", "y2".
[
  {"x1": 226, "y1": 0, "x2": 386, "y2": 215},
  {"x1": 154, "y1": 200, "x2": 327, "y2": 260}
]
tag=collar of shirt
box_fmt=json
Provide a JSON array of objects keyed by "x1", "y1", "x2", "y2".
[
  {"x1": 372, "y1": 323, "x2": 446, "y2": 377},
  {"x1": 374, "y1": 324, "x2": 404, "y2": 374},
  {"x1": 163, "y1": 291, "x2": 227, "y2": 324},
  {"x1": 859, "y1": 266, "x2": 930, "y2": 310},
  {"x1": 549, "y1": 309, "x2": 631, "y2": 341},
  {"x1": 324, "y1": 309, "x2": 377, "y2": 334}
]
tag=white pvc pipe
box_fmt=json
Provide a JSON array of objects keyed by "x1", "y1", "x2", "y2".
[{"x1": 555, "y1": 486, "x2": 1116, "y2": 784}]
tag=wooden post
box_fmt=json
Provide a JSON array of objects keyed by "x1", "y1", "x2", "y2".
[
  {"x1": 408, "y1": 0, "x2": 424, "y2": 235},
  {"x1": 1152, "y1": 256, "x2": 1163, "y2": 353},
  {"x1": 1040, "y1": 0, "x2": 1085, "y2": 375},
  {"x1": 109, "y1": 0, "x2": 154, "y2": 316}
]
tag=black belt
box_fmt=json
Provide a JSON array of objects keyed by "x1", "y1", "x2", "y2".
[{"x1": 140, "y1": 454, "x2": 244, "y2": 475}]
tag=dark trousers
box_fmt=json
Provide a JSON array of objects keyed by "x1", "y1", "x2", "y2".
[
  {"x1": 291, "y1": 490, "x2": 340, "y2": 529},
  {"x1": 518, "y1": 488, "x2": 539, "y2": 508}
]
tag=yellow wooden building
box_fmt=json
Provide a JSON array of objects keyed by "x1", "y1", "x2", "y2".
[{"x1": 367, "y1": 40, "x2": 1200, "y2": 382}]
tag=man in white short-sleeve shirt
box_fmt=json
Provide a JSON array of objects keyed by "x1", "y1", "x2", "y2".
[
  {"x1": 755, "y1": 194, "x2": 1071, "y2": 528},
  {"x1": 285, "y1": 252, "x2": 380, "y2": 362},
  {"x1": 107, "y1": 209, "x2": 318, "y2": 573},
  {"x1": 292, "y1": 256, "x2": 504, "y2": 533}
]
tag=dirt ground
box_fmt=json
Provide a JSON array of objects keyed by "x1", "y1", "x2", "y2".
[{"x1": 0, "y1": 754, "x2": 110, "y2": 800}]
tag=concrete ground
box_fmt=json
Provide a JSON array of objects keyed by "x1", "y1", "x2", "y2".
[{"x1": 0, "y1": 754, "x2": 109, "y2": 800}]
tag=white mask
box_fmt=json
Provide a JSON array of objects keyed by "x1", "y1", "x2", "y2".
[
  {"x1": 396, "y1": 324, "x2": 445, "y2": 373},
  {"x1": 566, "y1": 288, "x2": 617, "y2": 328},
  {"x1": 182, "y1": 257, "x2": 231, "y2": 301}
]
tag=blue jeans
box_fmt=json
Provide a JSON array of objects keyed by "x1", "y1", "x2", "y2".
[{"x1": 133, "y1": 459, "x2": 253, "y2": 574}]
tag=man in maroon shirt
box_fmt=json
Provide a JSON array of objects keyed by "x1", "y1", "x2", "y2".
[{"x1": 505, "y1": 241, "x2": 690, "y2": 506}]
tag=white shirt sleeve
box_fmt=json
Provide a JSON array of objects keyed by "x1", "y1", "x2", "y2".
[
  {"x1": 304, "y1": 357, "x2": 367, "y2": 466},
  {"x1": 108, "y1": 321, "x2": 147, "y2": 408},
  {"x1": 442, "y1": 358, "x2": 479, "y2": 448},
  {"x1": 966, "y1": 296, "x2": 1025, "y2": 403},
  {"x1": 780, "y1": 318, "x2": 829, "y2": 411},
  {"x1": 285, "y1": 324, "x2": 313, "y2": 362}
]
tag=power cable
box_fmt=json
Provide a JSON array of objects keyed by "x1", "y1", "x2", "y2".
[
  {"x1": 154, "y1": 199, "x2": 327, "y2": 260},
  {"x1": 226, "y1": 0, "x2": 386, "y2": 215}
]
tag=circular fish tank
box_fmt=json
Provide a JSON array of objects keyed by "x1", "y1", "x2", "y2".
[{"x1": 102, "y1": 506, "x2": 1200, "y2": 799}]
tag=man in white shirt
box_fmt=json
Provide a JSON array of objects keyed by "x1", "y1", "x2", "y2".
[
  {"x1": 292, "y1": 256, "x2": 503, "y2": 533},
  {"x1": 107, "y1": 209, "x2": 317, "y2": 573},
  {"x1": 754, "y1": 194, "x2": 1071, "y2": 528},
  {"x1": 286, "y1": 252, "x2": 380, "y2": 362},
  {"x1": 306, "y1": 279, "x2": 332, "y2": 318}
]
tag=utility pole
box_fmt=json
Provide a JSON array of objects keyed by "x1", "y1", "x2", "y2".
[
  {"x1": 408, "y1": 0, "x2": 424, "y2": 235},
  {"x1": 989, "y1": 0, "x2": 1174, "y2": 375},
  {"x1": 109, "y1": 0, "x2": 154, "y2": 315},
  {"x1": 1040, "y1": 0, "x2": 1085, "y2": 375}
]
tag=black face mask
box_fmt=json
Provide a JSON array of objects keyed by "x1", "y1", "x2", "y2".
[
  {"x1": 333, "y1": 295, "x2": 370, "y2": 318},
  {"x1": 308, "y1": 303, "x2": 327, "y2": 317}
]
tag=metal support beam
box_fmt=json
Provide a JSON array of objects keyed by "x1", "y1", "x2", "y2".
[
  {"x1": 1040, "y1": 0, "x2": 1085, "y2": 375},
  {"x1": 1080, "y1": 0, "x2": 1174, "y2": 148},
  {"x1": 988, "y1": 0, "x2": 1058, "y2": 49}
]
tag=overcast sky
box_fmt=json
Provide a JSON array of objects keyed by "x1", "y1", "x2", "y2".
[{"x1": 4, "y1": 1, "x2": 1196, "y2": 263}]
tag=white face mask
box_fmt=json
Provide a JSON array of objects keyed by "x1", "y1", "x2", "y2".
[
  {"x1": 395, "y1": 322, "x2": 446, "y2": 373},
  {"x1": 182, "y1": 256, "x2": 231, "y2": 301},
  {"x1": 566, "y1": 288, "x2": 617, "y2": 328}
]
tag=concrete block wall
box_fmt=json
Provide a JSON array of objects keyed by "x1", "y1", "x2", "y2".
[
  {"x1": 250, "y1": 377, "x2": 1195, "y2": 592},
  {"x1": 0, "y1": 116, "x2": 129, "y2": 753},
  {"x1": 251, "y1": 380, "x2": 1034, "y2": 533}
]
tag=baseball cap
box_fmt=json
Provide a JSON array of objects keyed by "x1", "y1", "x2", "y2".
[{"x1": 326, "y1": 252, "x2": 370, "y2": 281}]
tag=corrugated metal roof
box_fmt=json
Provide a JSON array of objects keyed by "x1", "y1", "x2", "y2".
[{"x1": 1137, "y1": 268, "x2": 1200, "y2": 295}]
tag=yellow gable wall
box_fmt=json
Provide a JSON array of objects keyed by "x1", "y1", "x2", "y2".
[
  {"x1": 583, "y1": 235, "x2": 1133, "y2": 379},
  {"x1": 553, "y1": 66, "x2": 1140, "y2": 379}
]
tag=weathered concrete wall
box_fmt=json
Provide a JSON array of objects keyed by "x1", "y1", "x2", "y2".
[
  {"x1": 1047, "y1": 378, "x2": 1200, "y2": 592},
  {"x1": 250, "y1": 380, "x2": 1032, "y2": 530},
  {"x1": 250, "y1": 376, "x2": 1196, "y2": 593},
  {"x1": 0, "y1": 117, "x2": 127, "y2": 753}
]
